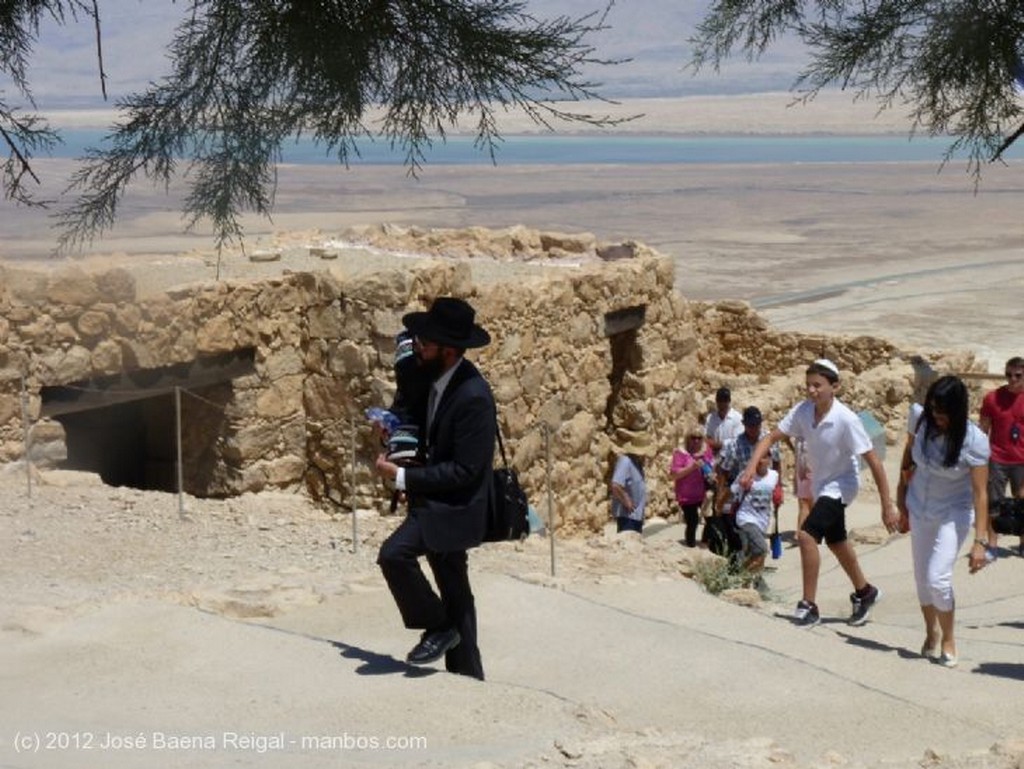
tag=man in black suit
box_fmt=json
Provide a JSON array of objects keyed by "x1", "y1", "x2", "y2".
[{"x1": 374, "y1": 297, "x2": 495, "y2": 680}]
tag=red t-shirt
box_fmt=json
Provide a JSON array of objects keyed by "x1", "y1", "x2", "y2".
[{"x1": 980, "y1": 386, "x2": 1024, "y2": 465}]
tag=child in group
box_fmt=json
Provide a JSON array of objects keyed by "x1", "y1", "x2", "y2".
[
  {"x1": 738, "y1": 359, "x2": 899, "y2": 627},
  {"x1": 794, "y1": 436, "x2": 814, "y2": 527},
  {"x1": 730, "y1": 454, "x2": 778, "y2": 577}
]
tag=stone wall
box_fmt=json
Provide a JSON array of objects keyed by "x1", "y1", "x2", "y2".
[{"x1": 0, "y1": 227, "x2": 980, "y2": 532}]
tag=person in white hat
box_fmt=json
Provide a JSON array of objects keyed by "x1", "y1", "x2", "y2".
[{"x1": 738, "y1": 359, "x2": 898, "y2": 627}]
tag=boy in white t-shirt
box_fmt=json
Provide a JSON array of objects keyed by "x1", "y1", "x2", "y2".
[
  {"x1": 730, "y1": 454, "x2": 778, "y2": 576},
  {"x1": 738, "y1": 359, "x2": 899, "y2": 627}
]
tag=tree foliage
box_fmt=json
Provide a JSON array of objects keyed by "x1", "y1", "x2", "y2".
[
  {"x1": 690, "y1": 0, "x2": 1024, "y2": 176},
  {"x1": 0, "y1": 0, "x2": 624, "y2": 249}
]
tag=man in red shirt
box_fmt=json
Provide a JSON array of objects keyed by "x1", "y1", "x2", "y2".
[{"x1": 979, "y1": 356, "x2": 1024, "y2": 556}]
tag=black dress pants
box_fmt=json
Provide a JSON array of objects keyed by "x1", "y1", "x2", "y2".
[{"x1": 377, "y1": 514, "x2": 484, "y2": 680}]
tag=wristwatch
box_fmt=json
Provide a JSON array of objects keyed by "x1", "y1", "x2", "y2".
[{"x1": 973, "y1": 537, "x2": 989, "y2": 548}]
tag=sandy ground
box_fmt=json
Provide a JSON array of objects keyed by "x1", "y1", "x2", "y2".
[
  {"x1": 2, "y1": 452, "x2": 1023, "y2": 769},
  {"x1": 2, "y1": 93, "x2": 1024, "y2": 768}
]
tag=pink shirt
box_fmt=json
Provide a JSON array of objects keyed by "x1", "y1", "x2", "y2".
[{"x1": 671, "y1": 447, "x2": 713, "y2": 505}]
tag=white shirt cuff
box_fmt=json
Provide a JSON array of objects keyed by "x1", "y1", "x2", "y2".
[{"x1": 395, "y1": 467, "x2": 406, "y2": 491}]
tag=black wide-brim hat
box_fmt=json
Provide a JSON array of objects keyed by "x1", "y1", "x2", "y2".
[{"x1": 402, "y1": 297, "x2": 491, "y2": 349}]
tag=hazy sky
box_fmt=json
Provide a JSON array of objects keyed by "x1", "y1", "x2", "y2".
[{"x1": 20, "y1": 0, "x2": 806, "y2": 108}]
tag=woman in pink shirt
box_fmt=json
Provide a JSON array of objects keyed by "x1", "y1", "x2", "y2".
[{"x1": 670, "y1": 428, "x2": 714, "y2": 547}]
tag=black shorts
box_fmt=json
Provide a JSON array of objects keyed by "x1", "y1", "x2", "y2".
[{"x1": 801, "y1": 496, "x2": 847, "y2": 545}]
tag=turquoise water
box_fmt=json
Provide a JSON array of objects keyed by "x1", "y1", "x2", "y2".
[{"x1": 48, "y1": 130, "x2": 1019, "y2": 165}]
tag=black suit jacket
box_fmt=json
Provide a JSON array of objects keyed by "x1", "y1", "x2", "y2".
[{"x1": 405, "y1": 359, "x2": 496, "y2": 553}]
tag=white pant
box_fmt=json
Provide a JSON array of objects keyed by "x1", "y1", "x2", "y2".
[{"x1": 910, "y1": 510, "x2": 972, "y2": 611}]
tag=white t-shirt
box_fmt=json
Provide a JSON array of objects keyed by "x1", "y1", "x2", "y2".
[
  {"x1": 731, "y1": 468, "x2": 778, "y2": 533},
  {"x1": 705, "y1": 408, "x2": 742, "y2": 456},
  {"x1": 778, "y1": 398, "x2": 872, "y2": 504}
]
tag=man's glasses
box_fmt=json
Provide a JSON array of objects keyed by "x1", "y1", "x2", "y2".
[{"x1": 1007, "y1": 371, "x2": 1024, "y2": 380}]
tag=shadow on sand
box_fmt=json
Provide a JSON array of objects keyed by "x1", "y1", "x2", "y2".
[{"x1": 330, "y1": 640, "x2": 436, "y2": 678}]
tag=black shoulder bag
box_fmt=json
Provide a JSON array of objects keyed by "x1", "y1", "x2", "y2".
[{"x1": 484, "y1": 421, "x2": 531, "y2": 542}]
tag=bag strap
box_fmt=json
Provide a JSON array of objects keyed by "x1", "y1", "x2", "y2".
[{"x1": 495, "y1": 415, "x2": 510, "y2": 471}]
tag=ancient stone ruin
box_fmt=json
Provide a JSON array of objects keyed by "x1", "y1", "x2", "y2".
[{"x1": 0, "y1": 225, "x2": 978, "y2": 532}]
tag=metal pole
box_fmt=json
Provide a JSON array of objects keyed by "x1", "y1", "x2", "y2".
[
  {"x1": 350, "y1": 416, "x2": 358, "y2": 554},
  {"x1": 545, "y1": 423, "x2": 556, "y2": 577},
  {"x1": 175, "y1": 386, "x2": 185, "y2": 519},
  {"x1": 20, "y1": 376, "x2": 31, "y2": 499}
]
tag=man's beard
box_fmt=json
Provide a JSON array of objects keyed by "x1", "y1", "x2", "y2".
[{"x1": 417, "y1": 353, "x2": 445, "y2": 381}]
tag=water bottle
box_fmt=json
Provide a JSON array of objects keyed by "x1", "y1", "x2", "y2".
[{"x1": 365, "y1": 407, "x2": 400, "y2": 434}]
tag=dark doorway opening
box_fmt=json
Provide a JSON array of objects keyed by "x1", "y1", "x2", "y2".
[
  {"x1": 603, "y1": 305, "x2": 646, "y2": 430},
  {"x1": 41, "y1": 349, "x2": 256, "y2": 493},
  {"x1": 58, "y1": 394, "x2": 177, "y2": 490}
]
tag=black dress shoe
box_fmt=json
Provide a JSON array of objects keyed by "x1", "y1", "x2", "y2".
[{"x1": 406, "y1": 628, "x2": 461, "y2": 665}]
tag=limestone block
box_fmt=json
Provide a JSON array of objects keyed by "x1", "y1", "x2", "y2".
[
  {"x1": 557, "y1": 411, "x2": 598, "y2": 456},
  {"x1": 263, "y1": 455, "x2": 307, "y2": 486},
  {"x1": 329, "y1": 340, "x2": 368, "y2": 376},
  {"x1": 261, "y1": 347, "x2": 305, "y2": 380},
  {"x1": 119, "y1": 337, "x2": 157, "y2": 370},
  {"x1": 511, "y1": 430, "x2": 543, "y2": 469},
  {"x1": 520, "y1": 363, "x2": 544, "y2": 399},
  {"x1": 142, "y1": 295, "x2": 180, "y2": 330},
  {"x1": 568, "y1": 311, "x2": 595, "y2": 343},
  {"x1": 498, "y1": 333, "x2": 521, "y2": 361},
  {"x1": 91, "y1": 339, "x2": 123, "y2": 374},
  {"x1": 308, "y1": 304, "x2": 345, "y2": 339},
  {"x1": 47, "y1": 267, "x2": 100, "y2": 306},
  {"x1": 53, "y1": 322, "x2": 79, "y2": 344},
  {"x1": 3, "y1": 268, "x2": 48, "y2": 303},
  {"x1": 224, "y1": 421, "x2": 287, "y2": 462},
  {"x1": 370, "y1": 308, "x2": 407, "y2": 340},
  {"x1": 250, "y1": 249, "x2": 281, "y2": 262},
  {"x1": 77, "y1": 310, "x2": 110, "y2": 338},
  {"x1": 112, "y1": 304, "x2": 142, "y2": 335},
  {"x1": 196, "y1": 314, "x2": 236, "y2": 353},
  {"x1": 224, "y1": 283, "x2": 260, "y2": 316},
  {"x1": 507, "y1": 225, "x2": 542, "y2": 255},
  {"x1": 256, "y1": 284, "x2": 302, "y2": 315},
  {"x1": 492, "y1": 377, "x2": 523, "y2": 405},
  {"x1": 19, "y1": 315, "x2": 57, "y2": 346},
  {"x1": 538, "y1": 359, "x2": 565, "y2": 391},
  {"x1": 539, "y1": 231, "x2": 596, "y2": 255},
  {"x1": 169, "y1": 328, "x2": 197, "y2": 361},
  {"x1": 0, "y1": 394, "x2": 17, "y2": 424},
  {"x1": 303, "y1": 375, "x2": 349, "y2": 420},
  {"x1": 352, "y1": 270, "x2": 414, "y2": 309},
  {"x1": 256, "y1": 375, "x2": 304, "y2": 419},
  {"x1": 39, "y1": 345, "x2": 92, "y2": 384},
  {"x1": 520, "y1": 327, "x2": 536, "y2": 357},
  {"x1": 94, "y1": 267, "x2": 136, "y2": 303}
]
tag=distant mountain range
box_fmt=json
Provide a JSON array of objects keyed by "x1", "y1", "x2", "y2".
[{"x1": 23, "y1": 0, "x2": 806, "y2": 109}]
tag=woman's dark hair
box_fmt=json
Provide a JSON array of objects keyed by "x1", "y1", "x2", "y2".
[{"x1": 918, "y1": 375, "x2": 969, "y2": 467}]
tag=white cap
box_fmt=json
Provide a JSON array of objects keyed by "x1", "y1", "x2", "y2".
[{"x1": 813, "y1": 358, "x2": 840, "y2": 378}]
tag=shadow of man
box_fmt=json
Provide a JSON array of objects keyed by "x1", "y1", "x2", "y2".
[{"x1": 329, "y1": 640, "x2": 436, "y2": 678}]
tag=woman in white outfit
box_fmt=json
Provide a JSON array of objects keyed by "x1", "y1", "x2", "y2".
[{"x1": 896, "y1": 375, "x2": 990, "y2": 668}]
